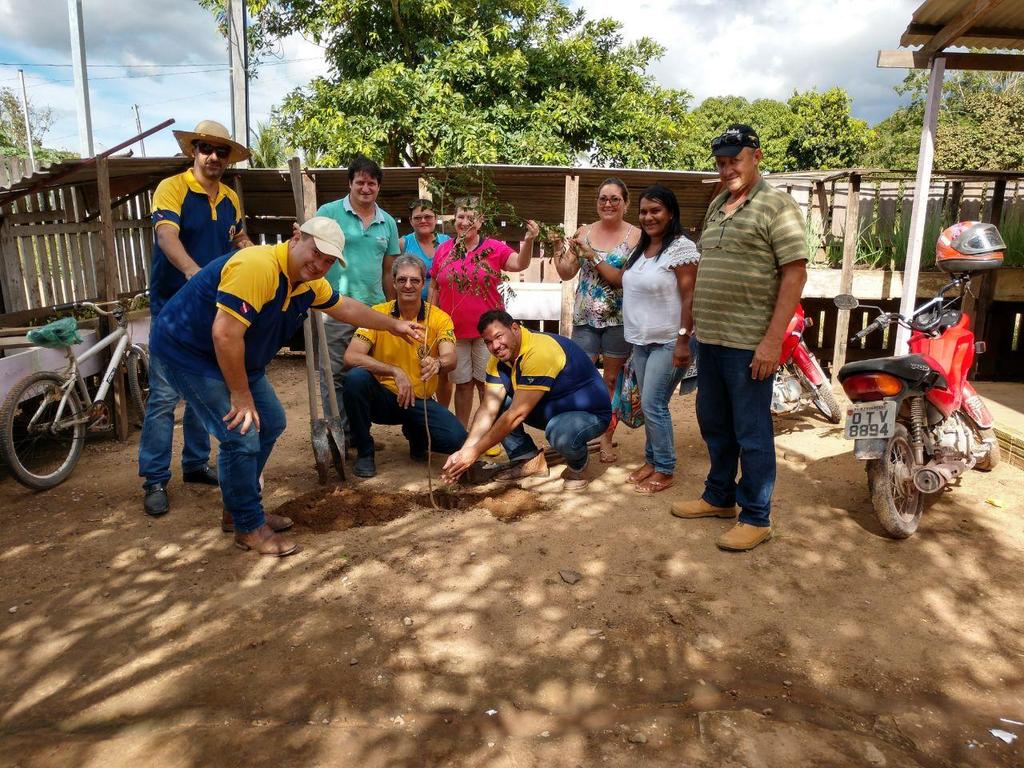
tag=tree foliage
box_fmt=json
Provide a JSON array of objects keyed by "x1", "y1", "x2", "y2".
[
  {"x1": 0, "y1": 87, "x2": 76, "y2": 165},
  {"x1": 243, "y1": 0, "x2": 691, "y2": 167},
  {"x1": 862, "y1": 68, "x2": 1024, "y2": 171}
]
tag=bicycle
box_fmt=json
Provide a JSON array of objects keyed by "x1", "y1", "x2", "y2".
[{"x1": 0, "y1": 293, "x2": 150, "y2": 490}]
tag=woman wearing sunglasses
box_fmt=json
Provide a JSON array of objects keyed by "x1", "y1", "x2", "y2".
[
  {"x1": 575, "y1": 185, "x2": 698, "y2": 495},
  {"x1": 556, "y1": 178, "x2": 639, "y2": 463}
]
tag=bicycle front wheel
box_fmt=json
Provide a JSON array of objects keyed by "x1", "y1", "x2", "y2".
[{"x1": 0, "y1": 371, "x2": 86, "y2": 490}]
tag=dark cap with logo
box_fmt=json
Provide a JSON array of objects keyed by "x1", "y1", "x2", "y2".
[{"x1": 710, "y1": 124, "x2": 761, "y2": 157}]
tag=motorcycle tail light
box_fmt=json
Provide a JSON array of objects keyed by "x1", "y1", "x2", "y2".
[{"x1": 841, "y1": 373, "x2": 902, "y2": 401}]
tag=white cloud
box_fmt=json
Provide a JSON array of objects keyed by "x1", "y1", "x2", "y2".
[
  {"x1": 2, "y1": 0, "x2": 919, "y2": 158},
  {"x1": 573, "y1": 0, "x2": 919, "y2": 123}
]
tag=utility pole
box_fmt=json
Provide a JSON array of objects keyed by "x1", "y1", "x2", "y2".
[
  {"x1": 17, "y1": 70, "x2": 36, "y2": 172},
  {"x1": 228, "y1": 0, "x2": 249, "y2": 168},
  {"x1": 67, "y1": 0, "x2": 94, "y2": 157},
  {"x1": 133, "y1": 104, "x2": 146, "y2": 157}
]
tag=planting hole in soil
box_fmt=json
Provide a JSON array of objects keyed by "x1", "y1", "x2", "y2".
[{"x1": 273, "y1": 486, "x2": 544, "y2": 533}]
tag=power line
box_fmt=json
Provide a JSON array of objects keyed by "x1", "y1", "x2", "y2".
[
  {"x1": 0, "y1": 56, "x2": 320, "y2": 69},
  {"x1": 24, "y1": 67, "x2": 231, "y2": 88}
]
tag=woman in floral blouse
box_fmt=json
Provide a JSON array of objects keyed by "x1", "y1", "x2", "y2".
[{"x1": 555, "y1": 178, "x2": 640, "y2": 463}]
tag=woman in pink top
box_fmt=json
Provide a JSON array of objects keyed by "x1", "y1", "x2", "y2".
[{"x1": 429, "y1": 200, "x2": 539, "y2": 426}]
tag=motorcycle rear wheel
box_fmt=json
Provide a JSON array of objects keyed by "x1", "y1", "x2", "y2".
[{"x1": 866, "y1": 423, "x2": 923, "y2": 539}]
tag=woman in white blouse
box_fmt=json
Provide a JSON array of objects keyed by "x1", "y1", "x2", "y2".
[{"x1": 575, "y1": 185, "x2": 699, "y2": 494}]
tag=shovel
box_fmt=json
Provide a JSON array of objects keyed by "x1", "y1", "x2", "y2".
[{"x1": 290, "y1": 157, "x2": 345, "y2": 483}]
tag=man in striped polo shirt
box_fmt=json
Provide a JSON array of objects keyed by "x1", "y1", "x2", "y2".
[{"x1": 671, "y1": 124, "x2": 807, "y2": 551}]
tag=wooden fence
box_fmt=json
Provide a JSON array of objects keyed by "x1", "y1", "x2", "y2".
[
  {"x1": 1, "y1": 158, "x2": 1022, "y2": 381},
  {"x1": 0, "y1": 157, "x2": 152, "y2": 315}
]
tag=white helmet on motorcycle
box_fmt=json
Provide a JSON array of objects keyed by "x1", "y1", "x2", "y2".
[{"x1": 936, "y1": 221, "x2": 1005, "y2": 273}]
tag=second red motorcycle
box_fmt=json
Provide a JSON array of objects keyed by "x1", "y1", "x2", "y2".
[{"x1": 771, "y1": 304, "x2": 841, "y2": 424}]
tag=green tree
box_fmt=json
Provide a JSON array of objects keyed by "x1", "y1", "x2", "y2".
[
  {"x1": 248, "y1": 119, "x2": 291, "y2": 168},
  {"x1": 862, "y1": 68, "x2": 1024, "y2": 171},
  {"x1": 786, "y1": 87, "x2": 871, "y2": 170},
  {"x1": 238, "y1": 0, "x2": 691, "y2": 167},
  {"x1": 0, "y1": 87, "x2": 76, "y2": 165}
]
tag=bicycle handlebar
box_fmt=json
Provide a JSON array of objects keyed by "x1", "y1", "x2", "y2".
[{"x1": 52, "y1": 291, "x2": 149, "y2": 317}]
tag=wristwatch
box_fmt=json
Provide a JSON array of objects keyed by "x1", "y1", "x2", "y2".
[{"x1": 677, "y1": 327, "x2": 690, "y2": 338}]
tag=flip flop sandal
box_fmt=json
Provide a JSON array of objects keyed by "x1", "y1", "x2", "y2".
[
  {"x1": 221, "y1": 513, "x2": 293, "y2": 533},
  {"x1": 234, "y1": 538, "x2": 299, "y2": 557},
  {"x1": 626, "y1": 466, "x2": 655, "y2": 484},
  {"x1": 634, "y1": 477, "x2": 675, "y2": 495}
]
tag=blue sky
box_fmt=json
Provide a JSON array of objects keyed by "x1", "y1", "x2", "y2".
[{"x1": 0, "y1": 0, "x2": 921, "y2": 160}]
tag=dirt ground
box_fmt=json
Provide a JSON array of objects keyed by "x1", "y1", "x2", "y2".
[{"x1": 1, "y1": 356, "x2": 1022, "y2": 768}]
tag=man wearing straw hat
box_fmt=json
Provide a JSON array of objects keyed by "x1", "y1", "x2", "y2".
[{"x1": 138, "y1": 120, "x2": 252, "y2": 518}]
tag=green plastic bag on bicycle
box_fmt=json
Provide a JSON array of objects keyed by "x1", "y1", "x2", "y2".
[{"x1": 27, "y1": 317, "x2": 82, "y2": 349}]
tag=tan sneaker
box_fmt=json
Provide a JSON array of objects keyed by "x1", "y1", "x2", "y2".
[
  {"x1": 670, "y1": 498, "x2": 738, "y2": 519},
  {"x1": 716, "y1": 522, "x2": 772, "y2": 551},
  {"x1": 561, "y1": 464, "x2": 590, "y2": 491},
  {"x1": 494, "y1": 451, "x2": 549, "y2": 481}
]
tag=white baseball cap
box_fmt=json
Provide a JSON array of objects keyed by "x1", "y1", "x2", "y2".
[{"x1": 299, "y1": 216, "x2": 347, "y2": 267}]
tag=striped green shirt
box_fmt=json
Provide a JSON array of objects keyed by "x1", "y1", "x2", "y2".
[{"x1": 693, "y1": 178, "x2": 807, "y2": 350}]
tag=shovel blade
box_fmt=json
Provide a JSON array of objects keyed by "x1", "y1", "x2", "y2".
[
  {"x1": 311, "y1": 419, "x2": 332, "y2": 485},
  {"x1": 326, "y1": 420, "x2": 346, "y2": 481}
]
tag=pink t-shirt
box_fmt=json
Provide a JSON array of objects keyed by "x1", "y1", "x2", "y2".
[{"x1": 430, "y1": 237, "x2": 515, "y2": 339}]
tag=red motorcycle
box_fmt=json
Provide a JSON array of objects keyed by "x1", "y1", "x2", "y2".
[
  {"x1": 771, "y1": 304, "x2": 841, "y2": 424},
  {"x1": 835, "y1": 221, "x2": 1003, "y2": 538}
]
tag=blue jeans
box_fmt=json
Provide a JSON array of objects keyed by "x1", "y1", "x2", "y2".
[
  {"x1": 631, "y1": 341, "x2": 681, "y2": 474},
  {"x1": 695, "y1": 343, "x2": 775, "y2": 527},
  {"x1": 500, "y1": 398, "x2": 610, "y2": 471},
  {"x1": 138, "y1": 353, "x2": 212, "y2": 487},
  {"x1": 161, "y1": 365, "x2": 287, "y2": 534},
  {"x1": 343, "y1": 367, "x2": 467, "y2": 457}
]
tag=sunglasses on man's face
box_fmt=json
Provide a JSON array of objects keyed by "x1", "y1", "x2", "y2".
[
  {"x1": 710, "y1": 132, "x2": 759, "y2": 152},
  {"x1": 194, "y1": 141, "x2": 231, "y2": 159}
]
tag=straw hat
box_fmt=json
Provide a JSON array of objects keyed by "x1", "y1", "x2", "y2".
[{"x1": 172, "y1": 120, "x2": 250, "y2": 164}]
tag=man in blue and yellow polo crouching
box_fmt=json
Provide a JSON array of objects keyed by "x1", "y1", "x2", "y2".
[
  {"x1": 441, "y1": 310, "x2": 611, "y2": 491},
  {"x1": 149, "y1": 217, "x2": 423, "y2": 557}
]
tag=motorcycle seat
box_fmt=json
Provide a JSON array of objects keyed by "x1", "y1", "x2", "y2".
[{"x1": 838, "y1": 354, "x2": 948, "y2": 390}]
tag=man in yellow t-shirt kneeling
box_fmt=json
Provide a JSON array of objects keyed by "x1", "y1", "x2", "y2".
[{"x1": 343, "y1": 256, "x2": 467, "y2": 477}]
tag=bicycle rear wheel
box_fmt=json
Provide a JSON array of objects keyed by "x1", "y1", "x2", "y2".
[
  {"x1": 126, "y1": 344, "x2": 150, "y2": 427},
  {"x1": 0, "y1": 371, "x2": 86, "y2": 490}
]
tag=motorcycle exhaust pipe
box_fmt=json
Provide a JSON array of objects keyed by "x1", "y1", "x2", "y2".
[{"x1": 912, "y1": 461, "x2": 967, "y2": 494}]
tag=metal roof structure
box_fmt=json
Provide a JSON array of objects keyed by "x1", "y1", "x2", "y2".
[
  {"x1": 900, "y1": 0, "x2": 1024, "y2": 51},
  {"x1": 0, "y1": 159, "x2": 719, "y2": 233}
]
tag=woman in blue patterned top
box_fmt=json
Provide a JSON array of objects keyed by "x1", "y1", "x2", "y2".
[{"x1": 555, "y1": 178, "x2": 639, "y2": 463}]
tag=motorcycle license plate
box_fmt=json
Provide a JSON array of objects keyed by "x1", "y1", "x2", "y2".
[{"x1": 844, "y1": 401, "x2": 897, "y2": 440}]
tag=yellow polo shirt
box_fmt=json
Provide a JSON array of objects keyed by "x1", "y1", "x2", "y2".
[{"x1": 353, "y1": 301, "x2": 455, "y2": 399}]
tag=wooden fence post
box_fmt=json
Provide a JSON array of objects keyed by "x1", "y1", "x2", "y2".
[
  {"x1": 95, "y1": 156, "x2": 130, "y2": 441},
  {"x1": 559, "y1": 173, "x2": 579, "y2": 336},
  {"x1": 831, "y1": 172, "x2": 861, "y2": 383}
]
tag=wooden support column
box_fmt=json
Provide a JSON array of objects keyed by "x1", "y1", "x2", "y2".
[
  {"x1": 968, "y1": 177, "x2": 1006, "y2": 379},
  {"x1": 831, "y1": 172, "x2": 861, "y2": 383},
  {"x1": 946, "y1": 180, "x2": 964, "y2": 223},
  {"x1": 96, "y1": 156, "x2": 130, "y2": 441},
  {"x1": 559, "y1": 173, "x2": 579, "y2": 336}
]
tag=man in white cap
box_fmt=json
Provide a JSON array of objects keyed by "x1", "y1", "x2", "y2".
[
  {"x1": 139, "y1": 120, "x2": 252, "y2": 518},
  {"x1": 148, "y1": 217, "x2": 424, "y2": 556}
]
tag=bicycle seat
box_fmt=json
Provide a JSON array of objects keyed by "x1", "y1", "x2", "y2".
[{"x1": 26, "y1": 317, "x2": 82, "y2": 349}]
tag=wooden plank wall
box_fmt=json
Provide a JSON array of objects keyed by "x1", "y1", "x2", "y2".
[{"x1": 0, "y1": 159, "x2": 152, "y2": 316}]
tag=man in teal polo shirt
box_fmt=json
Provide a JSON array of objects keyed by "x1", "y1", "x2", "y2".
[
  {"x1": 316, "y1": 155, "x2": 401, "y2": 440},
  {"x1": 149, "y1": 217, "x2": 422, "y2": 557}
]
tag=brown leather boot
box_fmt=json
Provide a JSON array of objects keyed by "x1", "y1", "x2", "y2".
[
  {"x1": 670, "y1": 498, "x2": 738, "y2": 519},
  {"x1": 716, "y1": 522, "x2": 772, "y2": 551}
]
